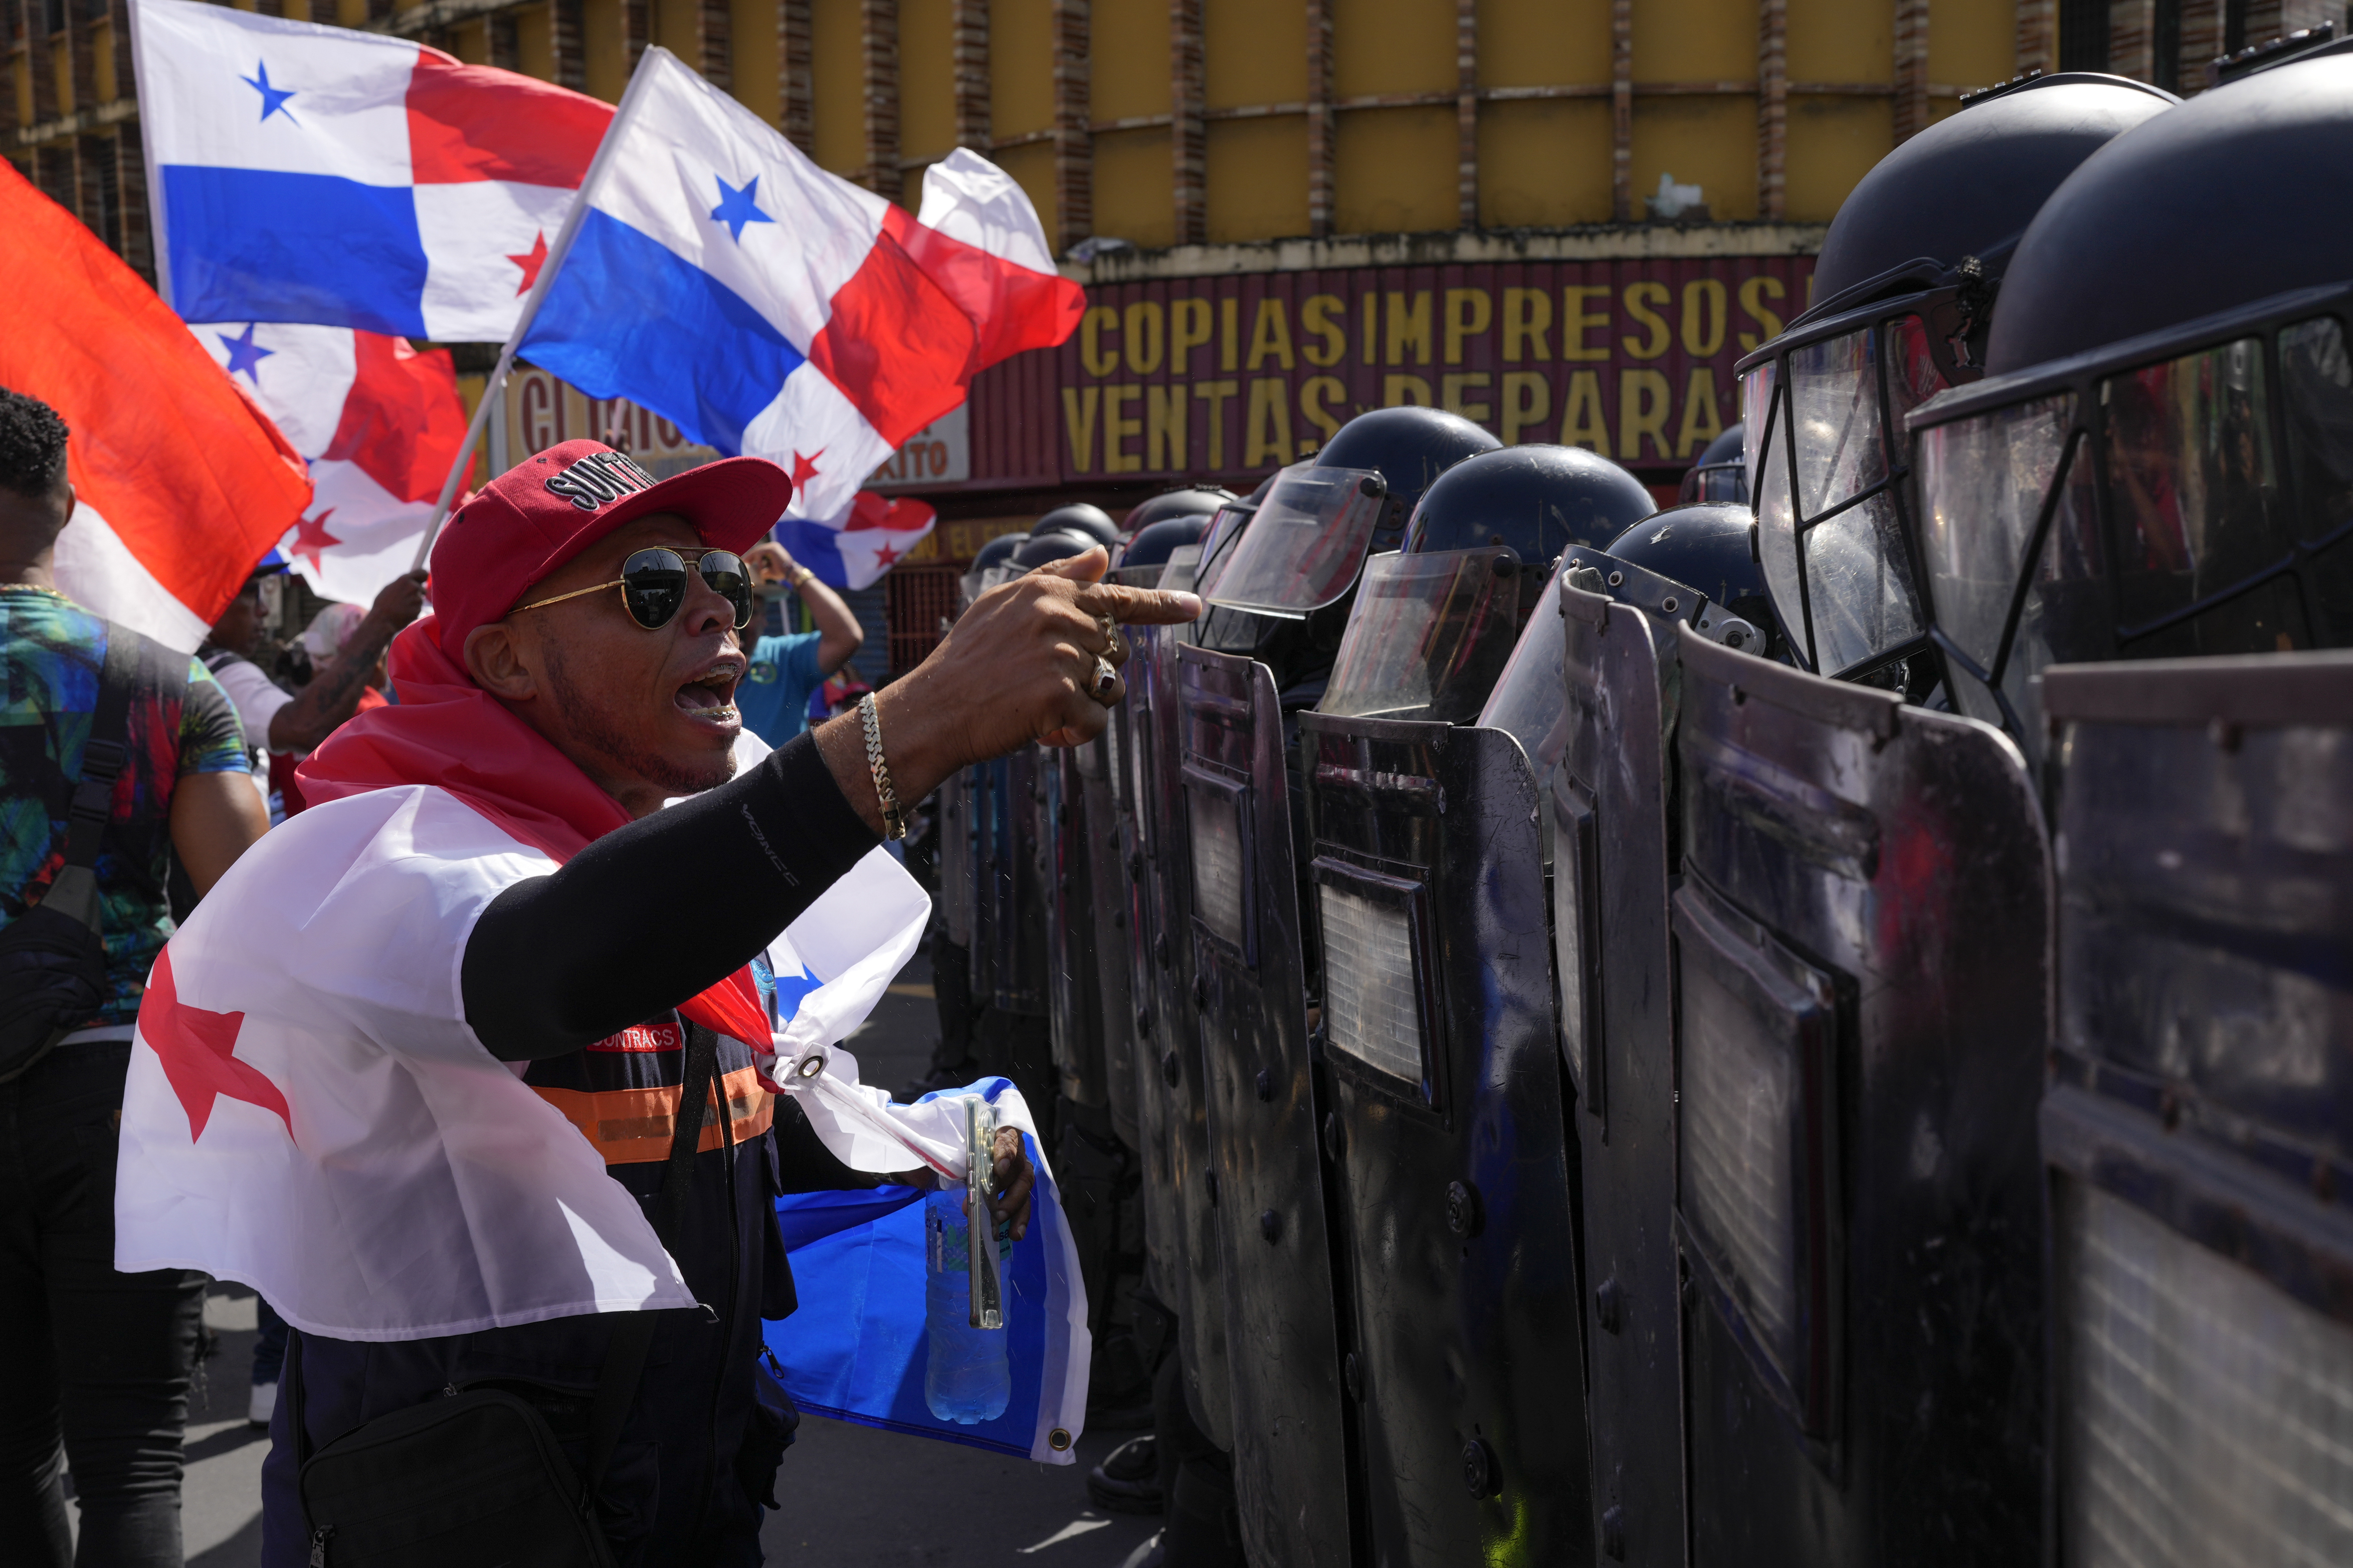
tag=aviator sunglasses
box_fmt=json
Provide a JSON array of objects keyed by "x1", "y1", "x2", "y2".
[{"x1": 511, "y1": 547, "x2": 755, "y2": 631}]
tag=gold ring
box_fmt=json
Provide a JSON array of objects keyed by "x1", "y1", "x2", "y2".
[{"x1": 1091, "y1": 656, "x2": 1120, "y2": 702}]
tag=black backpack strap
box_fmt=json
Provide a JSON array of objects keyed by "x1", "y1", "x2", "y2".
[
  {"x1": 583, "y1": 1021, "x2": 720, "y2": 1491},
  {"x1": 59, "y1": 626, "x2": 147, "y2": 876}
]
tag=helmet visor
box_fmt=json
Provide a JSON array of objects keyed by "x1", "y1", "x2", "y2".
[
  {"x1": 1751, "y1": 314, "x2": 1948, "y2": 676},
  {"x1": 1206, "y1": 463, "x2": 1389, "y2": 617},
  {"x1": 1917, "y1": 391, "x2": 2103, "y2": 739},
  {"x1": 1476, "y1": 558, "x2": 1571, "y2": 774},
  {"x1": 1318, "y1": 548, "x2": 1524, "y2": 723}
]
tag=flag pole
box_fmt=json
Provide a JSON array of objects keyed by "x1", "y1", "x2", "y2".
[{"x1": 408, "y1": 49, "x2": 675, "y2": 573}]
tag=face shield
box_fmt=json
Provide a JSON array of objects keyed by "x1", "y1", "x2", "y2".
[
  {"x1": 1205, "y1": 463, "x2": 1391, "y2": 618},
  {"x1": 1316, "y1": 548, "x2": 1525, "y2": 723},
  {"x1": 1910, "y1": 286, "x2": 2353, "y2": 760},
  {"x1": 1740, "y1": 298, "x2": 1961, "y2": 681},
  {"x1": 1476, "y1": 558, "x2": 1572, "y2": 776}
]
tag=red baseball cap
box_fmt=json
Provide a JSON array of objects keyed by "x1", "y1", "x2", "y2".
[{"x1": 429, "y1": 440, "x2": 794, "y2": 652}]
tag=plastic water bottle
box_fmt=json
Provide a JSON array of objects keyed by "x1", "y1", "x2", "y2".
[{"x1": 924, "y1": 1189, "x2": 1011, "y2": 1423}]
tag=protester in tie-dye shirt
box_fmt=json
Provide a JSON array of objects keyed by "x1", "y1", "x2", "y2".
[{"x1": 0, "y1": 386, "x2": 270, "y2": 1567}]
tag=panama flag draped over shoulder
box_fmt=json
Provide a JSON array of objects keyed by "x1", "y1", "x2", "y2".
[
  {"x1": 132, "y1": 0, "x2": 612, "y2": 339},
  {"x1": 517, "y1": 49, "x2": 1080, "y2": 557},
  {"x1": 187, "y1": 322, "x2": 468, "y2": 606},
  {"x1": 0, "y1": 161, "x2": 309, "y2": 652}
]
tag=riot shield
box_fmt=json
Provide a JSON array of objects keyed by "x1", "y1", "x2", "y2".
[
  {"x1": 1301, "y1": 708, "x2": 1590, "y2": 1564},
  {"x1": 1553, "y1": 581, "x2": 1685, "y2": 1567},
  {"x1": 992, "y1": 748, "x2": 1048, "y2": 1016},
  {"x1": 1131, "y1": 620, "x2": 1235, "y2": 1447},
  {"x1": 936, "y1": 767, "x2": 974, "y2": 954},
  {"x1": 2040, "y1": 653, "x2": 2353, "y2": 1568},
  {"x1": 1086, "y1": 712, "x2": 1142, "y2": 1149},
  {"x1": 1045, "y1": 746, "x2": 1107, "y2": 1108},
  {"x1": 1180, "y1": 643, "x2": 1357, "y2": 1568},
  {"x1": 1671, "y1": 628, "x2": 2049, "y2": 1564}
]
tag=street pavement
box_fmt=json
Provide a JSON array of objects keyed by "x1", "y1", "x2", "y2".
[{"x1": 80, "y1": 946, "x2": 1160, "y2": 1567}]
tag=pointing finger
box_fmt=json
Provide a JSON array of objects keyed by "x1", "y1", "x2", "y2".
[{"x1": 1074, "y1": 581, "x2": 1204, "y2": 627}]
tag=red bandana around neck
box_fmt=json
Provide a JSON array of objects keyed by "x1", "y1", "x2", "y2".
[{"x1": 299, "y1": 615, "x2": 772, "y2": 1047}]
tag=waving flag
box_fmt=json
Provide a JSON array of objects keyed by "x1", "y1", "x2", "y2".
[
  {"x1": 0, "y1": 161, "x2": 309, "y2": 651},
  {"x1": 131, "y1": 0, "x2": 612, "y2": 338},
  {"x1": 188, "y1": 321, "x2": 467, "y2": 605},
  {"x1": 780, "y1": 490, "x2": 940, "y2": 592},
  {"x1": 516, "y1": 49, "x2": 1081, "y2": 530}
]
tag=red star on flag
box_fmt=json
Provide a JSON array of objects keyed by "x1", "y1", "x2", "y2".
[
  {"x1": 139, "y1": 948, "x2": 292, "y2": 1144},
  {"x1": 873, "y1": 541, "x2": 902, "y2": 568},
  {"x1": 791, "y1": 450, "x2": 824, "y2": 487},
  {"x1": 507, "y1": 231, "x2": 550, "y2": 297},
  {"x1": 290, "y1": 508, "x2": 340, "y2": 572}
]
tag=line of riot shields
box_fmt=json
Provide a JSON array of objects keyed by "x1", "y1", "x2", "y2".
[{"x1": 927, "y1": 434, "x2": 2351, "y2": 1566}]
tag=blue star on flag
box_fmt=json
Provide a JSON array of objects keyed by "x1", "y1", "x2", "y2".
[
  {"x1": 218, "y1": 323, "x2": 275, "y2": 385},
  {"x1": 242, "y1": 60, "x2": 298, "y2": 124},
  {"x1": 709, "y1": 175, "x2": 775, "y2": 245}
]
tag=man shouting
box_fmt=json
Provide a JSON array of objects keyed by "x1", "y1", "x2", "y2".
[{"x1": 113, "y1": 441, "x2": 1196, "y2": 1566}]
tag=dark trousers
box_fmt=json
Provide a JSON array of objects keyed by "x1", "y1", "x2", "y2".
[
  {"x1": 0, "y1": 1042, "x2": 208, "y2": 1567},
  {"x1": 253, "y1": 1299, "x2": 289, "y2": 1387}
]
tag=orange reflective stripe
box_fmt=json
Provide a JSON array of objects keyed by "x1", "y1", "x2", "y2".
[{"x1": 533, "y1": 1064, "x2": 775, "y2": 1165}]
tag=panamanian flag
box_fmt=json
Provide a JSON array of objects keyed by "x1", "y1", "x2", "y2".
[
  {"x1": 516, "y1": 48, "x2": 1081, "y2": 564},
  {"x1": 132, "y1": 0, "x2": 613, "y2": 339},
  {"x1": 186, "y1": 321, "x2": 468, "y2": 607}
]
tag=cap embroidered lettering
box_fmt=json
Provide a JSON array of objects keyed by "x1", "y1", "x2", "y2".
[{"x1": 542, "y1": 450, "x2": 658, "y2": 511}]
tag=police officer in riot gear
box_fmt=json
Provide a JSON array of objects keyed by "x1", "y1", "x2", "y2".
[
  {"x1": 1122, "y1": 488, "x2": 1235, "y2": 540},
  {"x1": 1118, "y1": 516, "x2": 1212, "y2": 573},
  {"x1": 1034, "y1": 503, "x2": 1121, "y2": 552},
  {"x1": 1737, "y1": 70, "x2": 2175, "y2": 689},
  {"x1": 1909, "y1": 47, "x2": 2353, "y2": 759},
  {"x1": 1677, "y1": 420, "x2": 1747, "y2": 504}
]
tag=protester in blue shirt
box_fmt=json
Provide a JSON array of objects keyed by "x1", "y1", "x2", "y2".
[{"x1": 736, "y1": 540, "x2": 864, "y2": 744}]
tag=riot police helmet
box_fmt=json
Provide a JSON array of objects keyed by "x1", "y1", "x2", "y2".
[
  {"x1": 1312, "y1": 404, "x2": 1502, "y2": 547},
  {"x1": 1123, "y1": 487, "x2": 1235, "y2": 536},
  {"x1": 1403, "y1": 444, "x2": 1656, "y2": 571},
  {"x1": 1033, "y1": 504, "x2": 1119, "y2": 551},
  {"x1": 1737, "y1": 71, "x2": 2176, "y2": 685},
  {"x1": 1677, "y1": 422, "x2": 1749, "y2": 504},
  {"x1": 1009, "y1": 529, "x2": 1097, "y2": 569},
  {"x1": 1907, "y1": 48, "x2": 2353, "y2": 761},
  {"x1": 1119, "y1": 515, "x2": 1212, "y2": 572},
  {"x1": 971, "y1": 532, "x2": 1027, "y2": 572}
]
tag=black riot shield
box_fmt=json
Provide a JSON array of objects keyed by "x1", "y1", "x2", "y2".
[
  {"x1": 1045, "y1": 746, "x2": 1107, "y2": 1108},
  {"x1": 1086, "y1": 714, "x2": 1142, "y2": 1150},
  {"x1": 2040, "y1": 653, "x2": 2353, "y2": 1568},
  {"x1": 1553, "y1": 581, "x2": 1685, "y2": 1567},
  {"x1": 993, "y1": 748, "x2": 1048, "y2": 1016},
  {"x1": 1131, "y1": 621, "x2": 1236, "y2": 1448},
  {"x1": 1179, "y1": 643, "x2": 1358, "y2": 1568},
  {"x1": 1300, "y1": 708, "x2": 1589, "y2": 1565},
  {"x1": 1671, "y1": 628, "x2": 2050, "y2": 1564}
]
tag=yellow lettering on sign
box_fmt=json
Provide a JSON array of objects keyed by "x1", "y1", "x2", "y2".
[
  {"x1": 1385, "y1": 373, "x2": 1433, "y2": 407},
  {"x1": 1502, "y1": 288, "x2": 1551, "y2": 363},
  {"x1": 1171, "y1": 298, "x2": 1214, "y2": 376},
  {"x1": 1501, "y1": 371, "x2": 1551, "y2": 445},
  {"x1": 1081, "y1": 307, "x2": 1120, "y2": 378},
  {"x1": 1443, "y1": 288, "x2": 1491, "y2": 365},
  {"x1": 1220, "y1": 298, "x2": 1240, "y2": 372},
  {"x1": 1678, "y1": 368, "x2": 1724, "y2": 458},
  {"x1": 1620, "y1": 368, "x2": 1672, "y2": 461},
  {"x1": 1246, "y1": 378, "x2": 1295, "y2": 467},
  {"x1": 1246, "y1": 299, "x2": 1296, "y2": 371},
  {"x1": 1737, "y1": 276, "x2": 1787, "y2": 352},
  {"x1": 1386, "y1": 292, "x2": 1433, "y2": 367},
  {"x1": 1299, "y1": 376, "x2": 1348, "y2": 449},
  {"x1": 1302, "y1": 295, "x2": 1347, "y2": 368},
  {"x1": 1442, "y1": 372, "x2": 1492, "y2": 425},
  {"x1": 1148, "y1": 384, "x2": 1189, "y2": 470},
  {"x1": 1104, "y1": 385, "x2": 1143, "y2": 474},
  {"x1": 1682, "y1": 279, "x2": 1728, "y2": 359},
  {"x1": 1562, "y1": 286, "x2": 1611, "y2": 361},
  {"x1": 1063, "y1": 386, "x2": 1100, "y2": 473},
  {"x1": 1194, "y1": 379, "x2": 1240, "y2": 469},
  {"x1": 1125, "y1": 301, "x2": 1165, "y2": 376},
  {"x1": 1621, "y1": 283, "x2": 1671, "y2": 361},
  {"x1": 1559, "y1": 371, "x2": 1609, "y2": 451}
]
